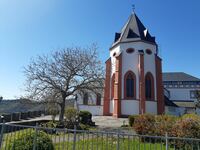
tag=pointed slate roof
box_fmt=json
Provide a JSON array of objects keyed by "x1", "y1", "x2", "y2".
[{"x1": 112, "y1": 12, "x2": 156, "y2": 48}]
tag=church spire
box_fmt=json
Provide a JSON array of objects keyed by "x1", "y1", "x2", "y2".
[{"x1": 112, "y1": 12, "x2": 156, "y2": 47}]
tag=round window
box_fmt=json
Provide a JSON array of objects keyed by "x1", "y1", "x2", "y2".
[
  {"x1": 113, "y1": 52, "x2": 116, "y2": 57},
  {"x1": 146, "y1": 49, "x2": 152, "y2": 55},
  {"x1": 126, "y1": 48, "x2": 135, "y2": 54}
]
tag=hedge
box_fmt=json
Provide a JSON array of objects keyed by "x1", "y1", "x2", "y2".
[
  {"x1": 133, "y1": 114, "x2": 200, "y2": 139},
  {"x1": 7, "y1": 129, "x2": 54, "y2": 150}
]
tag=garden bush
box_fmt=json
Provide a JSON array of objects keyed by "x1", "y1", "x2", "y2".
[
  {"x1": 171, "y1": 117, "x2": 200, "y2": 138},
  {"x1": 64, "y1": 107, "x2": 79, "y2": 129},
  {"x1": 133, "y1": 114, "x2": 155, "y2": 135},
  {"x1": 8, "y1": 129, "x2": 54, "y2": 150},
  {"x1": 181, "y1": 113, "x2": 200, "y2": 121},
  {"x1": 128, "y1": 115, "x2": 138, "y2": 127},
  {"x1": 154, "y1": 115, "x2": 177, "y2": 136},
  {"x1": 41, "y1": 120, "x2": 58, "y2": 128},
  {"x1": 170, "y1": 117, "x2": 200, "y2": 149},
  {"x1": 79, "y1": 110, "x2": 94, "y2": 125}
]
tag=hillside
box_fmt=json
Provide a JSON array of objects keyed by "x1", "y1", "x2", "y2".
[{"x1": 0, "y1": 99, "x2": 45, "y2": 114}]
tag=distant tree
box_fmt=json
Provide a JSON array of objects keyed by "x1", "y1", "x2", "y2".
[
  {"x1": 0, "y1": 96, "x2": 3, "y2": 101},
  {"x1": 24, "y1": 44, "x2": 104, "y2": 122}
]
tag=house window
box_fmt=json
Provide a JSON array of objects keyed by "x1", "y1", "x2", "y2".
[
  {"x1": 111, "y1": 74, "x2": 115, "y2": 99},
  {"x1": 124, "y1": 71, "x2": 136, "y2": 99},
  {"x1": 190, "y1": 90, "x2": 199, "y2": 99},
  {"x1": 96, "y1": 93, "x2": 101, "y2": 105},
  {"x1": 145, "y1": 72, "x2": 154, "y2": 100},
  {"x1": 83, "y1": 93, "x2": 89, "y2": 105}
]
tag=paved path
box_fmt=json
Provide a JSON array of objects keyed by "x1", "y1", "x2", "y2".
[{"x1": 7, "y1": 115, "x2": 129, "y2": 130}]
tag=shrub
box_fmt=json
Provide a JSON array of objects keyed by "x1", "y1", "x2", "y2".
[
  {"x1": 154, "y1": 115, "x2": 177, "y2": 136},
  {"x1": 133, "y1": 114, "x2": 155, "y2": 135},
  {"x1": 64, "y1": 107, "x2": 79, "y2": 129},
  {"x1": 128, "y1": 115, "x2": 138, "y2": 127},
  {"x1": 41, "y1": 121, "x2": 58, "y2": 128},
  {"x1": 181, "y1": 113, "x2": 200, "y2": 121},
  {"x1": 8, "y1": 129, "x2": 54, "y2": 150},
  {"x1": 79, "y1": 123, "x2": 90, "y2": 130},
  {"x1": 171, "y1": 117, "x2": 200, "y2": 138},
  {"x1": 79, "y1": 110, "x2": 93, "y2": 125},
  {"x1": 170, "y1": 117, "x2": 200, "y2": 148}
]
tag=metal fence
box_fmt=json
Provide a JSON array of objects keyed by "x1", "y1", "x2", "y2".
[{"x1": 0, "y1": 123, "x2": 200, "y2": 150}]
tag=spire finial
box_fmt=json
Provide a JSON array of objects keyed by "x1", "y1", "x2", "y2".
[{"x1": 132, "y1": 4, "x2": 135, "y2": 13}]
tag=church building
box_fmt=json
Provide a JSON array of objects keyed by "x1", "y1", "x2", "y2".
[
  {"x1": 76, "y1": 12, "x2": 200, "y2": 117},
  {"x1": 103, "y1": 12, "x2": 165, "y2": 117}
]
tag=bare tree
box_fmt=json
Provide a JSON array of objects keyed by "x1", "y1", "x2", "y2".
[{"x1": 24, "y1": 44, "x2": 104, "y2": 122}]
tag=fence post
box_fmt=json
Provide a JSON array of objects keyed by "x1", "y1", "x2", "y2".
[
  {"x1": 165, "y1": 132, "x2": 168, "y2": 150},
  {"x1": 116, "y1": 129, "x2": 120, "y2": 150},
  {"x1": 33, "y1": 123, "x2": 38, "y2": 150},
  {"x1": 73, "y1": 125, "x2": 77, "y2": 150},
  {"x1": 0, "y1": 119, "x2": 5, "y2": 149}
]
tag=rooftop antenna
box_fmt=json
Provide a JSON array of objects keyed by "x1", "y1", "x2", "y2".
[{"x1": 132, "y1": 4, "x2": 135, "y2": 13}]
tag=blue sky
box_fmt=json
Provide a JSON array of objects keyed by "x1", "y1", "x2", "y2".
[{"x1": 0, "y1": 0, "x2": 200, "y2": 99}]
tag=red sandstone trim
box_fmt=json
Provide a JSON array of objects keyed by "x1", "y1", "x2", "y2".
[
  {"x1": 113, "y1": 54, "x2": 122, "y2": 117},
  {"x1": 139, "y1": 53, "x2": 146, "y2": 114},
  {"x1": 124, "y1": 71, "x2": 136, "y2": 99},
  {"x1": 155, "y1": 55, "x2": 165, "y2": 114},
  {"x1": 103, "y1": 58, "x2": 111, "y2": 116},
  {"x1": 111, "y1": 74, "x2": 115, "y2": 100}
]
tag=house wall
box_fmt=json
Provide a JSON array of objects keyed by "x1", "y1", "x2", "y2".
[
  {"x1": 79, "y1": 105, "x2": 103, "y2": 116},
  {"x1": 165, "y1": 106, "x2": 185, "y2": 116},
  {"x1": 167, "y1": 88, "x2": 199, "y2": 101}
]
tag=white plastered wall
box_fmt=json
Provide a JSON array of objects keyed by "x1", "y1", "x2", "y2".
[
  {"x1": 79, "y1": 105, "x2": 103, "y2": 116},
  {"x1": 146, "y1": 101, "x2": 157, "y2": 114},
  {"x1": 167, "y1": 88, "x2": 199, "y2": 101},
  {"x1": 121, "y1": 100, "x2": 139, "y2": 115}
]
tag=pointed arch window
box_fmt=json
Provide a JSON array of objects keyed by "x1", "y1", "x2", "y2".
[
  {"x1": 145, "y1": 72, "x2": 155, "y2": 100},
  {"x1": 83, "y1": 93, "x2": 89, "y2": 105},
  {"x1": 111, "y1": 74, "x2": 115, "y2": 100},
  {"x1": 96, "y1": 93, "x2": 101, "y2": 106},
  {"x1": 124, "y1": 71, "x2": 136, "y2": 99}
]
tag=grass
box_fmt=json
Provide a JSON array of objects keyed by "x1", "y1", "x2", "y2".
[
  {"x1": 2, "y1": 128, "x2": 194, "y2": 150},
  {"x1": 54, "y1": 138, "x2": 173, "y2": 150}
]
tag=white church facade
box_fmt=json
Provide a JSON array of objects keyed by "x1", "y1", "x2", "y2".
[
  {"x1": 76, "y1": 12, "x2": 200, "y2": 117},
  {"x1": 103, "y1": 12, "x2": 164, "y2": 117}
]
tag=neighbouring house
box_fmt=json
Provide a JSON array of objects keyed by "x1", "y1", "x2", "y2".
[
  {"x1": 163, "y1": 72, "x2": 200, "y2": 115},
  {"x1": 76, "y1": 11, "x2": 200, "y2": 117}
]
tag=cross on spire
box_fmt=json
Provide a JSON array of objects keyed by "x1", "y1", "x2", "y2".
[{"x1": 132, "y1": 4, "x2": 135, "y2": 13}]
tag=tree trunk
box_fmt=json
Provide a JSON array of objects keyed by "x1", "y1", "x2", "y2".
[{"x1": 59, "y1": 96, "x2": 66, "y2": 122}]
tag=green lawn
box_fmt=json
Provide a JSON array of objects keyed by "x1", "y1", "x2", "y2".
[
  {"x1": 0, "y1": 129, "x2": 176, "y2": 150},
  {"x1": 54, "y1": 138, "x2": 173, "y2": 150}
]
